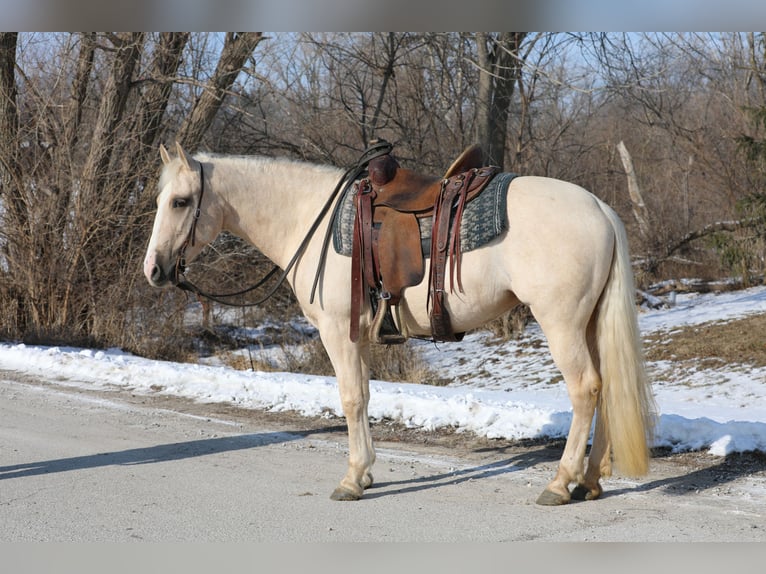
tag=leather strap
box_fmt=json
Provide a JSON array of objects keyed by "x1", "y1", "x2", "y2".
[
  {"x1": 360, "y1": 185, "x2": 377, "y2": 290},
  {"x1": 350, "y1": 184, "x2": 364, "y2": 342},
  {"x1": 448, "y1": 170, "x2": 474, "y2": 294},
  {"x1": 428, "y1": 174, "x2": 469, "y2": 341},
  {"x1": 350, "y1": 179, "x2": 378, "y2": 342}
]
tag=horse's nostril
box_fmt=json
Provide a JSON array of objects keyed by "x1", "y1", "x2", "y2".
[{"x1": 150, "y1": 264, "x2": 164, "y2": 283}]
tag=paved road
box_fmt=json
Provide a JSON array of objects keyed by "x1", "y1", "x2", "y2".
[{"x1": 1, "y1": 372, "x2": 764, "y2": 542}]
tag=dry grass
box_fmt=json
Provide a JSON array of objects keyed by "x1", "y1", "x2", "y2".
[
  {"x1": 208, "y1": 309, "x2": 766, "y2": 387},
  {"x1": 644, "y1": 313, "x2": 766, "y2": 367},
  {"x1": 218, "y1": 336, "x2": 446, "y2": 385},
  {"x1": 367, "y1": 343, "x2": 449, "y2": 386}
]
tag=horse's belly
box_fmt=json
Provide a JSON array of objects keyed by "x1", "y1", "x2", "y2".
[{"x1": 397, "y1": 246, "x2": 517, "y2": 336}]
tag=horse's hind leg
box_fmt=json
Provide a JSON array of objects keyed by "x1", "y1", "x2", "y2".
[
  {"x1": 571, "y1": 409, "x2": 610, "y2": 501},
  {"x1": 572, "y1": 319, "x2": 611, "y2": 502},
  {"x1": 534, "y1": 323, "x2": 602, "y2": 506}
]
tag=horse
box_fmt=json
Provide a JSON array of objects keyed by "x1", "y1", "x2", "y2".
[{"x1": 143, "y1": 142, "x2": 655, "y2": 506}]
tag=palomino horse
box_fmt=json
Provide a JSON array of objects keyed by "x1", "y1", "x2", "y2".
[{"x1": 144, "y1": 142, "x2": 655, "y2": 506}]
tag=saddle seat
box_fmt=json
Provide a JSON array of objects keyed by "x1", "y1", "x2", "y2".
[
  {"x1": 351, "y1": 142, "x2": 498, "y2": 344},
  {"x1": 368, "y1": 143, "x2": 485, "y2": 214}
]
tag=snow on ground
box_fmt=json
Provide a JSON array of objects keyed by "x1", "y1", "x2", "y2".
[{"x1": 1, "y1": 285, "x2": 765, "y2": 457}]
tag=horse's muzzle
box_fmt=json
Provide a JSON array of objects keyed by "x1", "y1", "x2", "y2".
[{"x1": 144, "y1": 251, "x2": 177, "y2": 288}]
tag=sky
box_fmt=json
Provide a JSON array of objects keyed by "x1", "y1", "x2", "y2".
[{"x1": 1, "y1": 284, "x2": 765, "y2": 457}]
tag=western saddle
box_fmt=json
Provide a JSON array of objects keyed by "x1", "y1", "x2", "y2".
[{"x1": 350, "y1": 141, "x2": 499, "y2": 344}]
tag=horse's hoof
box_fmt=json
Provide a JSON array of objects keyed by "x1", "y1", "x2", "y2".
[
  {"x1": 362, "y1": 472, "x2": 374, "y2": 490},
  {"x1": 330, "y1": 487, "x2": 362, "y2": 501},
  {"x1": 571, "y1": 484, "x2": 602, "y2": 501},
  {"x1": 536, "y1": 488, "x2": 570, "y2": 506}
]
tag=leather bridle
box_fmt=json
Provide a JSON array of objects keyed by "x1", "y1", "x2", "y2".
[
  {"x1": 173, "y1": 163, "x2": 206, "y2": 283},
  {"x1": 170, "y1": 141, "x2": 393, "y2": 307},
  {"x1": 171, "y1": 161, "x2": 281, "y2": 306}
]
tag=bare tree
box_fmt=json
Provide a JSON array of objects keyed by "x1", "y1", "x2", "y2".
[
  {"x1": 176, "y1": 32, "x2": 263, "y2": 150},
  {"x1": 79, "y1": 33, "x2": 145, "y2": 203},
  {"x1": 6, "y1": 30, "x2": 766, "y2": 348},
  {"x1": 617, "y1": 140, "x2": 651, "y2": 240},
  {"x1": 0, "y1": 32, "x2": 266, "y2": 350},
  {"x1": 511, "y1": 32, "x2": 766, "y2": 282},
  {"x1": 0, "y1": 33, "x2": 25, "y2": 333},
  {"x1": 474, "y1": 32, "x2": 527, "y2": 169},
  {"x1": 117, "y1": 33, "x2": 190, "y2": 192},
  {"x1": 0, "y1": 33, "x2": 22, "y2": 235}
]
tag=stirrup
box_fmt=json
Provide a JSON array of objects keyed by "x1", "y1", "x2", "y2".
[{"x1": 370, "y1": 294, "x2": 406, "y2": 345}]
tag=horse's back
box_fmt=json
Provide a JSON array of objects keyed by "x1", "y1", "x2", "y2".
[{"x1": 506, "y1": 175, "x2": 613, "y2": 235}]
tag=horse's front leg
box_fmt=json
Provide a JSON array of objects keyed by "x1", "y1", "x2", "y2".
[{"x1": 319, "y1": 323, "x2": 375, "y2": 501}]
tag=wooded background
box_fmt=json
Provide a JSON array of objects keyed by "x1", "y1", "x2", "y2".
[{"x1": 1, "y1": 32, "x2": 765, "y2": 357}]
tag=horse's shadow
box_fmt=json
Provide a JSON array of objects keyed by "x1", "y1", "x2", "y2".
[
  {"x1": 0, "y1": 427, "x2": 345, "y2": 480},
  {"x1": 364, "y1": 441, "x2": 563, "y2": 499},
  {"x1": 602, "y1": 449, "x2": 766, "y2": 500},
  {"x1": 4, "y1": 426, "x2": 762, "y2": 501},
  {"x1": 367, "y1": 442, "x2": 766, "y2": 501}
]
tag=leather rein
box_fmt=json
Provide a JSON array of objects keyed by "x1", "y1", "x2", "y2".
[{"x1": 172, "y1": 141, "x2": 394, "y2": 307}]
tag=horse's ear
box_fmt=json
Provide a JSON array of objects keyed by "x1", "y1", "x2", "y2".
[
  {"x1": 159, "y1": 143, "x2": 171, "y2": 165},
  {"x1": 175, "y1": 141, "x2": 193, "y2": 171}
]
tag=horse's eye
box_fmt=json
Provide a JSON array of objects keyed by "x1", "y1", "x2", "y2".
[{"x1": 172, "y1": 198, "x2": 188, "y2": 209}]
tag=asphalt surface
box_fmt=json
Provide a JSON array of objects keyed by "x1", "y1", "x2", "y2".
[{"x1": 1, "y1": 372, "x2": 765, "y2": 542}]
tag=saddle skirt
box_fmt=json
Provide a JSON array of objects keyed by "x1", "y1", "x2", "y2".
[{"x1": 332, "y1": 170, "x2": 515, "y2": 258}]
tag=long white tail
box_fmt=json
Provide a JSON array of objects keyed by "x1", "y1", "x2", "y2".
[{"x1": 595, "y1": 200, "x2": 656, "y2": 476}]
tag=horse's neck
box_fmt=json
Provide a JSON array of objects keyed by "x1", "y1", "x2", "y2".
[{"x1": 211, "y1": 156, "x2": 340, "y2": 268}]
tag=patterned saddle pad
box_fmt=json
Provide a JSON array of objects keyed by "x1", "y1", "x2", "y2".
[{"x1": 332, "y1": 171, "x2": 516, "y2": 257}]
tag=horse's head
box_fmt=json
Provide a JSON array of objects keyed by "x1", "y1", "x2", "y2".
[{"x1": 143, "y1": 142, "x2": 222, "y2": 288}]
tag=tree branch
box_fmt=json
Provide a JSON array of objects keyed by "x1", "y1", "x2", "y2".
[
  {"x1": 665, "y1": 219, "x2": 759, "y2": 257},
  {"x1": 175, "y1": 32, "x2": 264, "y2": 151}
]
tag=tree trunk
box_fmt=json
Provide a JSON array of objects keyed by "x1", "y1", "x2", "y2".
[
  {"x1": 617, "y1": 140, "x2": 651, "y2": 240},
  {"x1": 176, "y1": 32, "x2": 263, "y2": 150},
  {"x1": 79, "y1": 32, "x2": 145, "y2": 204},
  {"x1": 0, "y1": 32, "x2": 22, "y2": 222},
  {"x1": 365, "y1": 32, "x2": 398, "y2": 144},
  {"x1": 62, "y1": 33, "x2": 96, "y2": 154},
  {"x1": 51, "y1": 33, "x2": 96, "y2": 233},
  {"x1": 0, "y1": 32, "x2": 25, "y2": 332},
  {"x1": 118, "y1": 32, "x2": 190, "y2": 189},
  {"x1": 63, "y1": 33, "x2": 145, "y2": 327},
  {"x1": 137, "y1": 32, "x2": 190, "y2": 151},
  {"x1": 474, "y1": 32, "x2": 526, "y2": 170}
]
